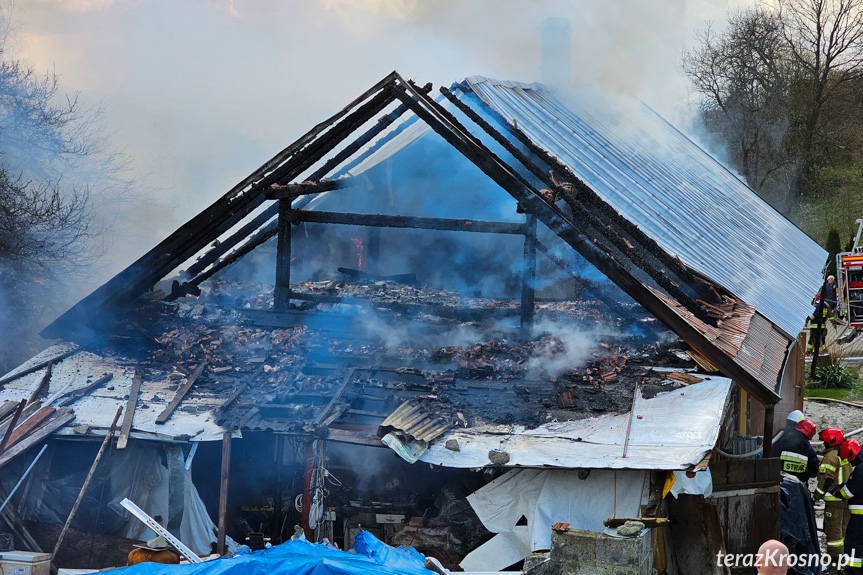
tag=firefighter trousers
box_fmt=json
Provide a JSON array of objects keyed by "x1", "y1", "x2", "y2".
[
  {"x1": 846, "y1": 514, "x2": 863, "y2": 575},
  {"x1": 825, "y1": 501, "x2": 850, "y2": 559}
]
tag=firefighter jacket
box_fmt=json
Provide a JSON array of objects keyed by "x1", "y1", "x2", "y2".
[
  {"x1": 816, "y1": 447, "x2": 853, "y2": 501},
  {"x1": 774, "y1": 428, "x2": 820, "y2": 482},
  {"x1": 839, "y1": 462, "x2": 863, "y2": 517}
]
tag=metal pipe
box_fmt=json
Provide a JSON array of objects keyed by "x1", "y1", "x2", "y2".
[{"x1": 0, "y1": 444, "x2": 48, "y2": 515}]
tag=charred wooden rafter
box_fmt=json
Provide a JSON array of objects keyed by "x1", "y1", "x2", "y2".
[
  {"x1": 521, "y1": 214, "x2": 537, "y2": 335},
  {"x1": 43, "y1": 72, "x2": 401, "y2": 340},
  {"x1": 275, "y1": 201, "x2": 293, "y2": 310},
  {"x1": 392, "y1": 76, "x2": 777, "y2": 403},
  {"x1": 266, "y1": 179, "x2": 350, "y2": 200},
  {"x1": 440, "y1": 85, "x2": 718, "y2": 318},
  {"x1": 290, "y1": 210, "x2": 528, "y2": 234}
]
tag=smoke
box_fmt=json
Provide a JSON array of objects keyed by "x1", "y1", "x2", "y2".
[{"x1": 526, "y1": 320, "x2": 604, "y2": 378}]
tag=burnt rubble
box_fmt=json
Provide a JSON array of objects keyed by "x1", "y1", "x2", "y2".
[{"x1": 90, "y1": 276, "x2": 695, "y2": 439}]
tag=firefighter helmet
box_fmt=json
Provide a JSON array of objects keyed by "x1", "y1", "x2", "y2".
[
  {"x1": 819, "y1": 427, "x2": 845, "y2": 447},
  {"x1": 841, "y1": 440, "x2": 862, "y2": 464},
  {"x1": 787, "y1": 410, "x2": 805, "y2": 423},
  {"x1": 796, "y1": 419, "x2": 816, "y2": 440}
]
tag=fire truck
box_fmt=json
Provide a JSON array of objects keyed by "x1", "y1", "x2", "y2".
[{"x1": 836, "y1": 219, "x2": 863, "y2": 327}]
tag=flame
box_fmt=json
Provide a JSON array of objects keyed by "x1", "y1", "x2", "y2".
[{"x1": 351, "y1": 238, "x2": 364, "y2": 270}]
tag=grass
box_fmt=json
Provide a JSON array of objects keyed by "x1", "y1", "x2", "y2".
[
  {"x1": 789, "y1": 162, "x2": 863, "y2": 245},
  {"x1": 806, "y1": 362, "x2": 863, "y2": 401},
  {"x1": 804, "y1": 387, "x2": 851, "y2": 400}
]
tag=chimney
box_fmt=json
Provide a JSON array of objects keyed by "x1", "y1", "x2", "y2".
[{"x1": 538, "y1": 17, "x2": 572, "y2": 87}]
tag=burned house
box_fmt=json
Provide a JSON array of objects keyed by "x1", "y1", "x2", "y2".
[{"x1": 0, "y1": 72, "x2": 824, "y2": 573}]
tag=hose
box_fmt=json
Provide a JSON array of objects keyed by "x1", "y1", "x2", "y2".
[{"x1": 716, "y1": 429, "x2": 784, "y2": 459}]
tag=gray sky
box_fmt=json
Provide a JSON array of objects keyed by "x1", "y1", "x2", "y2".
[{"x1": 13, "y1": 0, "x2": 753, "y2": 281}]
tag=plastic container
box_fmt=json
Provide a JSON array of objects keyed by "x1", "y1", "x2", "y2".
[{"x1": 0, "y1": 552, "x2": 51, "y2": 575}]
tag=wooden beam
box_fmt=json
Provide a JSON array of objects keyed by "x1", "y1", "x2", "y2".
[
  {"x1": 275, "y1": 200, "x2": 293, "y2": 311},
  {"x1": 393, "y1": 79, "x2": 779, "y2": 404},
  {"x1": 192, "y1": 223, "x2": 278, "y2": 287},
  {"x1": 117, "y1": 371, "x2": 142, "y2": 450},
  {"x1": 217, "y1": 432, "x2": 232, "y2": 556},
  {"x1": 42, "y1": 73, "x2": 400, "y2": 341},
  {"x1": 156, "y1": 362, "x2": 207, "y2": 425},
  {"x1": 521, "y1": 215, "x2": 537, "y2": 337},
  {"x1": 265, "y1": 179, "x2": 350, "y2": 200},
  {"x1": 185, "y1": 204, "x2": 278, "y2": 277},
  {"x1": 26, "y1": 362, "x2": 53, "y2": 406},
  {"x1": 52, "y1": 406, "x2": 122, "y2": 563},
  {"x1": 0, "y1": 409, "x2": 75, "y2": 470},
  {"x1": 0, "y1": 400, "x2": 26, "y2": 454},
  {"x1": 55, "y1": 374, "x2": 114, "y2": 408},
  {"x1": 4, "y1": 407, "x2": 55, "y2": 451},
  {"x1": 291, "y1": 210, "x2": 528, "y2": 235},
  {"x1": 0, "y1": 348, "x2": 79, "y2": 388},
  {"x1": 763, "y1": 405, "x2": 775, "y2": 458},
  {"x1": 313, "y1": 369, "x2": 358, "y2": 427}
]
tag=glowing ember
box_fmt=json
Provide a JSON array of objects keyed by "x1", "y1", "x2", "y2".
[{"x1": 351, "y1": 238, "x2": 364, "y2": 270}]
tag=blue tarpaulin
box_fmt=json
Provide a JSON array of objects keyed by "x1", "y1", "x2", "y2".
[{"x1": 109, "y1": 533, "x2": 432, "y2": 575}]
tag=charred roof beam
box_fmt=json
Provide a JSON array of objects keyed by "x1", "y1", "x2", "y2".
[
  {"x1": 391, "y1": 78, "x2": 777, "y2": 403},
  {"x1": 440, "y1": 85, "x2": 719, "y2": 317}
]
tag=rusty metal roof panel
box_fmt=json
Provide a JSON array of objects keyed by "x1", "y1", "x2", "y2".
[{"x1": 461, "y1": 77, "x2": 825, "y2": 338}]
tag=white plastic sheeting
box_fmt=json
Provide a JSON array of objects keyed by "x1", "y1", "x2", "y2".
[
  {"x1": 421, "y1": 376, "x2": 733, "y2": 470},
  {"x1": 460, "y1": 468, "x2": 647, "y2": 571}
]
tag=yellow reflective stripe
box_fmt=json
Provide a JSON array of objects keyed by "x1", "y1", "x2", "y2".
[
  {"x1": 825, "y1": 495, "x2": 843, "y2": 501},
  {"x1": 822, "y1": 464, "x2": 837, "y2": 472},
  {"x1": 816, "y1": 487, "x2": 826, "y2": 494},
  {"x1": 842, "y1": 485, "x2": 855, "y2": 499},
  {"x1": 852, "y1": 558, "x2": 863, "y2": 567},
  {"x1": 827, "y1": 540, "x2": 845, "y2": 546}
]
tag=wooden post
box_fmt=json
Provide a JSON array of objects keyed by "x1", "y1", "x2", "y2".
[
  {"x1": 301, "y1": 441, "x2": 315, "y2": 539},
  {"x1": 0, "y1": 400, "x2": 27, "y2": 455},
  {"x1": 272, "y1": 435, "x2": 284, "y2": 542},
  {"x1": 275, "y1": 200, "x2": 292, "y2": 311},
  {"x1": 217, "y1": 432, "x2": 232, "y2": 556},
  {"x1": 810, "y1": 275, "x2": 829, "y2": 378},
  {"x1": 52, "y1": 406, "x2": 122, "y2": 562},
  {"x1": 521, "y1": 214, "x2": 537, "y2": 337},
  {"x1": 763, "y1": 405, "x2": 775, "y2": 458}
]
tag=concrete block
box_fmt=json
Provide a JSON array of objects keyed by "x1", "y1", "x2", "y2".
[
  {"x1": 595, "y1": 533, "x2": 642, "y2": 567},
  {"x1": 551, "y1": 529, "x2": 597, "y2": 565}
]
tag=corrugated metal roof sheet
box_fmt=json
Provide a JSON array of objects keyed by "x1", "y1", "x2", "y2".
[
  {"x1": 462, "y1": 76, "x2": 826, "y2": 338},
  {"x1": 378, "y1": 400, "x2": 453, "y2": 442}
]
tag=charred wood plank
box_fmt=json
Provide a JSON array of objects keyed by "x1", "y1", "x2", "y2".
[
  {"x1": 313, "y1": 369, "x2": 359, "y2": 428},
  {"x1": 275, "y1": 200, "x2": 293, "y2": 311},
  {"x1": 55, "y1": 374, "x2": 114, "y2": 408},
  {"x1": 185, "y1": 204, "x2": 278, "y2": 278},
  {"x1": 292, "y1": 210, "x2": 528, "y2": 235},
  {"x1": 192, "y1": 223, "x2": 278, "y2": 286},
  {"x1": 117, "y1": 371, "x2": 142, "y2": 450},
  {"x1": 394, "y1": 78, "x2": 777, "y2": 404},
  {"x1": 26, "y1": 362, "x2": 53, "y2": 406},
  {"x1": 0, "y1": 408, "x2": 75, "y2": 470},
  {"x1": 266, "y1": 178, "x2": 352, "y2": 200},
  {"x1": 155, "y1": 362, "x2": 207, "y2": 425},
  {"x1": 324, "y1": 428, "x2": 385, "y2": 447},
  {"x1": 0, "y1": 348, "x2": 79, "y2": 388},
  {"x1": 218, "y1": 365, "x2": 264, "y2": 413},
  {"x1": 52, "y1": 406, "x2": 123, "y2": 563},
  {"x1": 0, "y1": 400, "x2": 26, "y2": 454},
  {"x1": 521, "y1": 215, "x2": 537, "y2": 336},
  {"x1": 0, "y1": 401, "x2": 17, "y2": 422},
  {"x1": 4, "y1": 407, "x2": 56, "y2": 451}
]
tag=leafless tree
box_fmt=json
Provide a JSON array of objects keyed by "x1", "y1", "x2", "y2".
[
  {"x1": 776, "y1": 0, "x2": 863, "y2": 195},
  {"x1": 683, "y1": 9, "x2": 799, "y2": 211}
]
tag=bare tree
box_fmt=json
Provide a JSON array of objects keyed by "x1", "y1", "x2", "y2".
[
  {"x1": 683, "y1": 9, "x2": 799, "y2": 211},
  {"x1": 776, "y1": 0, "x2": 863, "y2": 195}
]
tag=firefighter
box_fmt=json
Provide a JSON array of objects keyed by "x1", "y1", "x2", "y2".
[
  {"x1": 807, "y1": 306, "x2": 830, "y2": 354},
  {"x1": 775, "y1": 418, "x2": 820, "y2": 482},
  {"x1": 834, "y1": 440, "x2": 863, "y2": 574},
  {"x1": 816, "y1": 428, "x2": 851, "y2": 570}
]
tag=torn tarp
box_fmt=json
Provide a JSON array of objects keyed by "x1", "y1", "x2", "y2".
[
  {"x1": 461, "y1": 468, "x2": 647, "y2": 571},
  {"x1": 108, "y1": 532, "x2": 431, "y2": 575}
]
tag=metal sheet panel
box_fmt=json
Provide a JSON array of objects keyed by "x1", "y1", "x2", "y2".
[
  {"x1": 420, "y1": 376, "x2": 733, "y2": 470},
  {"x1": 463, "y1": 77, "x2": 826, "y2": 337}
]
